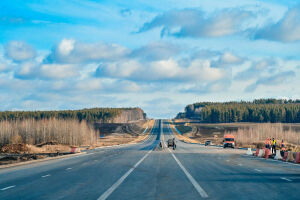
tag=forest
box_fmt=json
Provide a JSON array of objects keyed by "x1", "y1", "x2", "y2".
[
  {"x1": 177, "y1": 99, "x2": 300, "y2": 123},
  {"x1": 0, "y1": 108, "x2": 138, "y2": 122}
]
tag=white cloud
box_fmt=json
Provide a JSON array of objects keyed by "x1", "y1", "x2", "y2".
[
  {"x1": 254, "y1": 6, "x2": 300, "y2": 42},
  {"x1": 40, "y1": 64, "x2": 78, "y2": 79},
  {"x1": 139, "y1": 8, "x2": 254, "y2": 38},
  {"x1": 58, "y1": 39, "x2": 75, "y2": 56},
  {"x1": 46, "y1": 39, "x2": 129, "y2": 63},
  {"x1": 96, "y1": 58, "x2": 225, "y2": 82},
  {"x1": 245, "y1": 70, "x2": 296, "y2": 92},
  {"x1": 130, "y1": 42, "x2": 181, "y2": 61},
  {"x1": 5, "y1": 41, "x2": 36, "y2": 61},
  {"x1": 0, "y1": 63, "x2": 8, "y2": 72}
]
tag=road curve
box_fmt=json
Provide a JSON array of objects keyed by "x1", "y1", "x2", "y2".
[{"x1": 0, "y1": 120, "x2": 299, "y2": 200}]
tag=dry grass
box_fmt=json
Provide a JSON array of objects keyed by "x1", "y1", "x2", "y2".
[
  {"x1": 95, "y1": 120, "x2": 153, "y2": 147},
  {"x1": 169, "y1": 124, "x2": 201, "y2": 144},
  {"x1": 0, "y1": 118, "x2": 98, "y2": 148},
  {"x1": 229, "y1": 123, "x2": 300, "y2": 148}
]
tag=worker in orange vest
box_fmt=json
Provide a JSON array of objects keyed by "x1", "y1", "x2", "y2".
[
  {"x1": 280, "y1": 140, "x2": 286, "y2": 157},
  {"x1": 265, "y1": 138, "x2": 271, "y2": 149}
]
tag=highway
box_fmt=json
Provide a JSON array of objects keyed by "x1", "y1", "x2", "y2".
[{"x1": 0, "y1": 120, "x2": 299, "y2": 200}]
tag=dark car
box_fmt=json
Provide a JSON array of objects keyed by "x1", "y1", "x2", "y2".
[
  {"x1": 167, "y1": 138, "x2": 176, "y2": 150},
  {"x1": 205, "y1": 140, "x2": 211, "y2": 146}
]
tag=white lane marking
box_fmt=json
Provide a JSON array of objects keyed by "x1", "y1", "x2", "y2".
[
  {"x1": 254, "y1": 169, "x2": 262, "y2": 172},
  {"x1": 280, "y1": 177, "x2": 292, "y2": 182},
  {"x1": 66, "y1": 168, "x2": 72, "y2": 170},
  {"x1": 163, "y1": 120, "x2": 208, "y2": 199},
  {"x1": 238, "y1": 163, "x2": 243, "y2": 166},
  {"x1": 160, "y1": 121, "x2": 167, "y2": 148},
  {"x1": 1, "y1": 185, "x2": 16, "y2": 191},
  {"x1": 97, "y1": 149, "x2": 153, "y2": 200},
  {"x1": 41, "y1": 174, "x2": 51, "y2": 178},
  {"x1": 167, "y1": 148, "x2": 208, "y2": 198},
  {"x1": 226, "y1": 160, "x2": 230, "y2": 162}
]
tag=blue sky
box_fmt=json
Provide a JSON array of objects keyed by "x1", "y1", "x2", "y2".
[{"x1": 0, "y1": 0, "x2": 300, "y2": 118}]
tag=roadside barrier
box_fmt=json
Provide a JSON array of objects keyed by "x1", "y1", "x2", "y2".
[
  {"x1": 71, "y1": 147, "x2": 81, "y2": 154},
  {"x1": 295, "y1": 152, "x2": 300, "y2": 163},
  {"x1": 258, "y1": 149, "x2": 264, "y2": 157},
  {"x1": 287, "y1": 151, "x2": 295, "y2": 162},
  {"x1": 274, "y1": 150, "x2": 282, "y2": 160},
  {"x1": 246, "y1": 148, "x2": 253, "y2": 155},
  {"x1": 283, "y1": 152, "x2": 288, "y2": 161},
  {"x1": 263, "y1": 148, "x2": 271, "y2": 159},
  {"x1": 255, "y1": 149, "x2": 259, "y2": 156}
]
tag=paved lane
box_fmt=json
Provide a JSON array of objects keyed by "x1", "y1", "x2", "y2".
[{"x1": 0, "y1": 120, "x2": 299, "y2": 200}]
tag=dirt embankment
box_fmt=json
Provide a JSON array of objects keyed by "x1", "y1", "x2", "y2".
[
  {"x1": 95, "y1": 120, "x2": 154, "y2": 147},
  {"x1": 108, "y1": 108, "x2": 146, "y2": 123}
]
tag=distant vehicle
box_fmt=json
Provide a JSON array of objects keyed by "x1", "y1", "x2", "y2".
[
  {"x1": 167, "y1": 138, "x2": 176, "y2": 150},
  {"x1": 205, "y1": 140, "x2": 211, "y2": 146},
  {"x1": 223, "y1": 134, "x2": 235, "y2": 148}
]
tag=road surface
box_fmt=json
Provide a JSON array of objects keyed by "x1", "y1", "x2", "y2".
[{"x1": 0, "y1": 120, "x2": 299, "y2": 199}]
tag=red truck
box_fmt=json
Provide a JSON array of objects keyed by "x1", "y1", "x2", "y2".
[{"x1": 223, "y1": 134, "x2": 235, "y2": 148}]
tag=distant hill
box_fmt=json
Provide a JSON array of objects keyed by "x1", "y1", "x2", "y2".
[
  {"x1": 176, "y1": 99, "x2": 300, "y2": 123},
  {"x1": 0, "y1": 107, "x2": 146, "y2": 123}
]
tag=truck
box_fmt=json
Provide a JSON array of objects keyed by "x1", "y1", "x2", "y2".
[
  {"x1": 167, "y1": 138, "x2": 176, "y2": 150},
  {"x1": 223, "y1": 134, "x2": 235, "y2": 148}
]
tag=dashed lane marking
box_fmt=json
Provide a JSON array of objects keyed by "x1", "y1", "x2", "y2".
[
  {"x1": 163, "y1": 120, "x2": 208, "y2": 199},
  {"x1": 97, "y1": 149, "x2": 153, "y2": 200},
  {"x1": 41, "y1": 174, "x2": 51, "y2": 178},
  {"x1": 280, "y1": 177, "x2": 292, "y2": 182},
  {"x1": 254, "y1": 169, "x2": 262, "y2": 172},
  {"x1": 97, "y1": 120, "x2": 158, "y2": 200},
  {"x1": 167, "y1": 148, "x2": 209, "y2": 198},
  {"x1": 1, "y1": 185, "x2": 16, "y2": 191},
  {"x1": 66, "y1": 168, "x2": 72, "y2": 170}
]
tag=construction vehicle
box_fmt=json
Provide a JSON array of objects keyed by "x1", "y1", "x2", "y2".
[{"x1": 223, "y1": 134, "x2": 235, "y2": 148}]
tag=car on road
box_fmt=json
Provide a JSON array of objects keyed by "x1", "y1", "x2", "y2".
[
  {"x1": 205, "y1": 140, "x2": 211, "y2": 146},
  {"x1": 167, "y1": 138, "x2": 176, "y2": 150}
]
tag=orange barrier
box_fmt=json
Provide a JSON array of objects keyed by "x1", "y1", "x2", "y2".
[
  {"x1": 295, "y1": 152, "x2": 300, "y2": 164},
  {"x1": 264, "y1": 148, "x2": 271, "y2": 159},
  {"x1": 283, "y1": 152, "x2": 288, "y2": 161},
  {"x1": 71, "y1": 147, "x2": 81, "y2": 154}
]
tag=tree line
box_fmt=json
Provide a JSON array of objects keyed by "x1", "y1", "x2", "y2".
[
  {"x1": 177, "y1": 99, "x2": 300, "y2": 123},
  {"x1": 0, "y1": 108, "x2": 139, "y2": 122}
]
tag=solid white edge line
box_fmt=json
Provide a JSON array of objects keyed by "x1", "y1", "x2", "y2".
[
  {"x1": 1, "y1": 185, "x2": 16, "y2": 191},
  {"x1": 163, "y1": 120, "x2": 208, "y2": 199},
  {"x1": 97, "y1": 120, "x2": 157, "y2": 200}
]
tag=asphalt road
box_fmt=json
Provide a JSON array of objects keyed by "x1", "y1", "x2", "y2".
[{"x1": 0, "y1": 120, "x2": 299, "y2": 200}]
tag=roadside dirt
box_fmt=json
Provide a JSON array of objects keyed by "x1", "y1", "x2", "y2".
[{"x1": 0, "y1": 120, "x2": 154, "y2": 166}]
